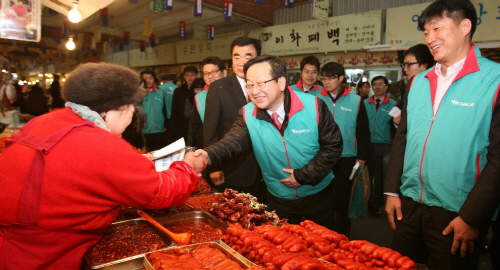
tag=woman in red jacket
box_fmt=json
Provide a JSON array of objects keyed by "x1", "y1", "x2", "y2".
[{"x1": 0, "y1": 62, "x2": 206, "y2": 269}]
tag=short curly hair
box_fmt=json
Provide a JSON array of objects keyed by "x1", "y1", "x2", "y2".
[{"x1": 62, "y1": 63, "x2": 145, "y2": 113}]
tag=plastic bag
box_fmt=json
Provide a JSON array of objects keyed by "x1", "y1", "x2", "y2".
[{"x1": 348, "y1": 166, "x2": 371, "y2": 218}]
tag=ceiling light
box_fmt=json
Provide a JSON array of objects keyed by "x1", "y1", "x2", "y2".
[
  {"x1": 68, "y1": 0, "x2": 82, "y2": 23},
  {"x1": 66, "y1": 37, "x2": 76, "y2": 50}
]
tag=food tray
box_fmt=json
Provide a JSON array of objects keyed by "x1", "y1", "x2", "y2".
[
  {"x1": 143, "y1": 240, "x2": 257, "y2": 270},
  {"x1": 155, "y1": 210, "x2": 227, "y2": 244},
  {"x1": 113, "y1": 204, "x2": 196, "y2": 224},
  {"x1": 84, "y1": 219, "x2": 175, "y2": 270}
]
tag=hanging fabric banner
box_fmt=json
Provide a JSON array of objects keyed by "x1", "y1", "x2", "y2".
[
  {"x1": 152, "y1": 0, "x2": 164, "y2": 12},
  {"x1": 143, "y1": 17, "x2": 153, "y2": 37},
  {"x1": 100, "y1": 8, "x2": 109, "y2": 27},
  {"x1": 165, "y1": 0, "x2": 173, "y2": 10},
  {"x1": 224, "y1": 1, "x2": 233, "y2": 20},
  {"x1": 119, "y1": 39, "x2": 124, "y2": 51},
  {"x1": 194, "y1": 0, "x2": 202, "y2": 17},
  {"x1": 61, "y1": 21, "x2": 69, "y2": 38},
  {"x1": 94, "y1": 27, "x2": 101, "y2": 43},
  {"x1": 109, "y1": 36, "x2": 115, "y2": 48},
  {"x1": 285, "y1": 0, "x2": 294, "y2": 8},
  {"x1": 207, "y1": 25, "x2": 215, "y2": 40},
  {"x1": 149, "y1": 34, "x2": 156, "y2": 47},
  {"x1": 128, "y1": 0, "x2": 139, "y2": 4},
  {"x1": 179, "y1": 21, "x2": 186, "y2": 38},
  {"x1": 52, "y1": 30, "x2": 61, "y2": 44},
  {"x1": 123, "y1": 31, "x2": 130, "y2": 45},
  {"x1": 255, "y1": 0, "x2": 264, "y2": 3},
  {"x1": 103, "y1": 41, "x2": 109, "y2": 53},
  {"x1": 140, "y1": 40, "x2": 146, "y2": 52}
]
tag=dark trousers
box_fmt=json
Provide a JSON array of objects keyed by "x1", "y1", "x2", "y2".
[
  {"x1": 143, "y1": 132, "x2": 167, "y2": 152},
  {"x1": 368, "y1": 143, "x2": 391, "y2": 210},
  {"x1": 392, "y1": 196, "x2": 485, "y2": 270},
  {"x1": 332, "y1": 156, "x2": 356, "y2": 236},
  {"x1": 266, "y1": 180, "x2": 335, "y2": 230},
  {"x1": 490, "y1": 217, "x2": 500, "y2": 269}
]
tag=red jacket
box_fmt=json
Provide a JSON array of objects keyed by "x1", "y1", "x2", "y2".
[{"x1": 0, "y1": 108, "x2": 199, "y2": 269}]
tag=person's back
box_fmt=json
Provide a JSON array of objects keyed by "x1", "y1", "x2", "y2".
[{"x1": 25, "y1": 85, "x2": 48, "y2": 116}]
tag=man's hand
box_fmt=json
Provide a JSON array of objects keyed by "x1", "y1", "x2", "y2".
[
  {"x1": 280, "y1": 168, "x2": 301, "y2": 188},
  {"x1": 393, "y1": 114, "x2": 402, "y2": 125},
  {"x1": 356, "y1": 159, "x2": 366, "y2": 167},
  {"x1": 443, "y1": 216, "x2": 478, "y2": 257},
  {"x1": 210, "y1": 171, "x2": 225, "y2": 186},
  {"x1": 183, "y1": 151, "x2": 208, "y2": 175},
  {"x1": 193, "y1": 149, "x2": 210, "y2": 162},
  {"x1": 385, "y1": 195, "x2": 402, "y2": 230}
]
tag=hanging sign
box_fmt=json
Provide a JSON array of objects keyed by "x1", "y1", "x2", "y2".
[
  {"x1": 0, "y1": 0, "x2": 42, "y2": 42},
  {"x1": 179, "y1": 21, "x2": 186, "y2": 38},
  {"x1": 313, "y1": 0, "x2": 329, "y2": 21},
  {"x1": 194, "y1": 0, "x2": 202, "y2": 16},
  {"x1": 208, "y1": 25, "x2": 215, "y2": 40},
  {"x1": 224, "y1": 1, "x2": 233, "y2": 20}
]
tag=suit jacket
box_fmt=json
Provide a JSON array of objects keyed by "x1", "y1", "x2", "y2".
[{"x1": 203, "y1": 74, "x2": 260, "y2": 187}]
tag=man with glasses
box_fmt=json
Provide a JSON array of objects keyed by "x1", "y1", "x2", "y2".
[
  {"x1": 195, "y1": 55, "x2": 343, "y2": 229},
  {"x1": 385, "y1": 1, "x2": 500, "y2": 268},
  {"x1": 309, "y1": 62, "x2": 370, "y2": 235},
  {"x1": 393, "y1": 44, "x2": 435, "y2": 125},
  {"x1": 203, "y1": 37, "x2": 266, "y2": 202},
  {"x1": 290, "y1": 55, "x2": 322, "y2": 93},
  {"x1": 364, "y1": 76, "x2": 397, "y2": 216}
]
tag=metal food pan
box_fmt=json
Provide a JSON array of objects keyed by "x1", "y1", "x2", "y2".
[
  {"x1": 154, "y1": 210, "x2": 228, "y2": 244},
  {"x1": 84, "y1": 219, "x2": 175, "y2": 270},
  {"x1": 143, "y1": 240, "x2": 256, "y2": 270}
]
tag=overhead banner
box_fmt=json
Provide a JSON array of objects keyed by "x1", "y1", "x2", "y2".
[
  {"x1": 175, "y1": 31, "x2": 244, "y2": 63},
  {"x1": 129, "y1": 43, "x2": 176, "y2": 67},
  {"x1": 313, "y1": 0, "x2": 329, "y2": 21},
  {"x1": 0, "y1": 0, "x2": 42, "y2": 42},
  {"x1": 386, "y1": 0, "x2": 500, "y2": 46},
  {"x1": 249, "y1": 10, "x2": 382, "y2": 56}
]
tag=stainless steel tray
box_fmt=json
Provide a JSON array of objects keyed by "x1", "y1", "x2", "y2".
[
  {"x1": 84, "y1": 219, "x2": 175, "y2": 270},
  {"x1": 154, "y1": 210, "x2": 227, "y2": 244},
  {"x1": 143, "y1": 240, "x2": 256, "y2": 269}
]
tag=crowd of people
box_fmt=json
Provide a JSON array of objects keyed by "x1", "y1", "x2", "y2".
[{"x1": 0, "y1": 0, "x2": 499, "y2": 269}]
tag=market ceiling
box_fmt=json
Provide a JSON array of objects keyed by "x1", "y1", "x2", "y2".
[{"x1": 40, "y1": 0, "x2": 280, "y2": 42}]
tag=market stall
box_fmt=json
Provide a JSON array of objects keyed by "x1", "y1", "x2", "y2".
[{"x1": 82, "y1": 186, "x2": 417, "y2": 270}]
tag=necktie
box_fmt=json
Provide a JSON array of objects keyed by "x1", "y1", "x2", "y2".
[
  {"x1": 376, "y1": 99, "x2": 381, "y2": 110},
  {"x1": 272, "y1": 112, "x2": 282, "y2": 130}
]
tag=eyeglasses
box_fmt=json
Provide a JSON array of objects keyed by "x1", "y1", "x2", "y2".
[
  {"x1": 246, "y1": 78, "x2": 275, "y2": 91},
  {"x1": 372, "y1": 83, "x2": 387, "y2": 87},
  {"x1": 319, "y1": 75, "x2": 338, "y2": 82},
  {"x1": 202, "y1": 69, "x2": 220, "y2": 77},
  {"x1": 401, "y1": 62, "x2": 419, "y2": 69}
]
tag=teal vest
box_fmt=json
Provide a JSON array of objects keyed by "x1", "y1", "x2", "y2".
[
  {"x1": 244, "y1": 91, "x2": 333, "y2": 200},
  {"x1": 290, "y1": 80, "x2": 322, "y2": 93},
  {"x1": 142, "y1": 89, "x2": 165, "y2": 134},
  {"x1": 310, "y1": 88, "x2": 361, "y2": 158},
  {"x1": 401, "y1": 47, "x2": 500, "y2": 213},
  {"x1": 159, "y1": 82, "x2": 177, "y2": 119},
  {"x1": 195, "y1": 90, "x2": 208, "y2": 123},
  {"x1": 364, "y1": 96, "x2": 396, "y2": 144}
]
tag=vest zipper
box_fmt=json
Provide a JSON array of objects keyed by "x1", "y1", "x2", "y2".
[
  {"x1": 280, "y1": 136, "x2": 296, "y2": 198},
  {"x1": 418, "y1": 116, "x2": 435, "y2": 203}
]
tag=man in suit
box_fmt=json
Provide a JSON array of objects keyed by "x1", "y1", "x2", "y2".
[{"x1": 203, "y1": 37, "x2": 266, "y2": 202}]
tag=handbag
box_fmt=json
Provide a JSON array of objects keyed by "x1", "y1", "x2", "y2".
[{"x1": 348, "y1": 166, "x2": 371, "y2": 218}]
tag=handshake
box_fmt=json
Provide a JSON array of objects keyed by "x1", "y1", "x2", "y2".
[{"x1": 183, "y1": 149, "x2": 211, "y2": 175}]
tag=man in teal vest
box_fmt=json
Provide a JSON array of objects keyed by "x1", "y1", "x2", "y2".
[
  {"x1": 159, "y1": 74, "x2": 178, "y2": 144},
  {"x1": 310, "y1": 62, "x2": 370, "y2": 236},
  {"x1": 364, "y1": 76, "x2": 397, "y2": 216},
  {"x1": 385, "y1": 1, "x2": 500, "y2": 269},
  {"x1": 195, "y1": 55, "x2": 343, "y2": 229},
  {"x1": 290, "y1": 55, "x2": 322, "y2": 93}
]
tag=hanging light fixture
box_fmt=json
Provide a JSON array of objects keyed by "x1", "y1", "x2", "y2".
[
  {"x1": 68, "y1": 0, "x2": 82, "y2": 23},
  {"x1": 66, "y1": 36, "x2": 76, "y2": 50}
]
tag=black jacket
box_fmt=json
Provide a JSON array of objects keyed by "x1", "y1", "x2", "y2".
[{"x1": 205, "y1": 87, "x2": 343, "y2": 186}]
